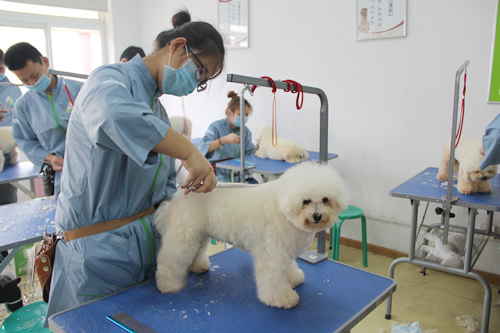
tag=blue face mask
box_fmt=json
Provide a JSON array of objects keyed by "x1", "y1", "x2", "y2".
[
  {"x1": 161, "y1": 47, "x2": 199, "y2": 96},
  {"x1": 25, "y1": 73, "x2": 51, "y2": 93},
  {"x1": 233, "y1": 115, "x2": 248, "y2": 128},
  {"x1": 0, "y1": 73, "x2": 5, "y2": 81}
]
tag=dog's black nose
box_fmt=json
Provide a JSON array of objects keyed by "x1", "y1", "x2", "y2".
[
  {"x1": 313, "y1": 212, "x2": 322, "y2": 223},
  {"x1": 481, "y1": 176, "x2": 488, "y2": 181}
]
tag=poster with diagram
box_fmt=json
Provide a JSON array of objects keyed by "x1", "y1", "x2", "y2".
[
  {"x1": 357, "y1": 0, "x2": 407, "y2": 40},
  {"x1": 218, "y1": 0, "x2": 249, "y2": 48}
]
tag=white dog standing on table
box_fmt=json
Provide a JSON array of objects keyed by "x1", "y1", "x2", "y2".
[
  {"x1": 437, "y1": 136, "x2": 498, "y2": 194},
  {"x1": 0, "y1": 126, "x2": 19, "y2": 172},
  {"x1": 254, "y1": 124, "x2": 309, "y2": 163},
  {"x1": 154, "y1": 162, "x2": 347, "y2": 309}
]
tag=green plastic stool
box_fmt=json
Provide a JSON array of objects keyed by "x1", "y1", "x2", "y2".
[
  {"x1": 1, "y1": 301, "x2": 51, "y2": 333},
  {"x1": 330, "y1": 205, "x2": 367, "y2": 267}
]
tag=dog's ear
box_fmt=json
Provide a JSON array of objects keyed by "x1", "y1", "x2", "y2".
[{"x1": 277, "y1": 189, "x2": 300, "y2": 217}]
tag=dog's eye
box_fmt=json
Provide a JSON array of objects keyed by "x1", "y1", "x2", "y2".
[
  {"x1": 303, "y1": 199, "x2": 311, "y2": 205},
  {"x1": 322, "y1": 197, "x2": 329, "y2": 203}
]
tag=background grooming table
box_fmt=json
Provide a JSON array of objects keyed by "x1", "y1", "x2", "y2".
[
  {"x1": 0, "y1": 161, "x2": 41, "y2": 199},
  {"x1": 216, "y1": 151, "x2": 338, "y2": 179},
  {"x1": 49, "y1": 248, "x2": 395, "y2": 333},
  {"x1": 0, "y1": 197, "x2": 56, "y2": 273},
  {"x1": 385, "y1": 167, "x2": 499, "y2": 333}
]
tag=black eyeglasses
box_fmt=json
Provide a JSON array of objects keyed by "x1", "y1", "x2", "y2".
[{"x1": 186, "y1": 45, "x2": 207, "y2": 92}]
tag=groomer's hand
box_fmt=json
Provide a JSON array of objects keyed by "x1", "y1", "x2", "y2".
[
  {"x1": 46, "y1": 154, "x2": 64, "y2": 172},
  {"x1": 223, "y1": 133, "x2": 240, "y2": 145},
  {"x1": 181, "y1": 151, "x2": 216, "y2": 195},
  {"x1": 0, "y1": 109, "x2": 7, "y2": 122},
  {"x1": 479, "y1": 146, "x2": 484, "y2": 155}
]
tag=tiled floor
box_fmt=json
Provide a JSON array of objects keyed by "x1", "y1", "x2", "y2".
[{"x1": 1, "y1": 241, "x2": 499, "y2": 332}]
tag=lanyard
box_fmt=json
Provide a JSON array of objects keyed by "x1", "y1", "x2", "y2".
[
  {"x1": 147, "y1": 93, "x2": 163, "y2": 195},
  {"x1": 47, "y1": 94, "x2": 67, "y2": 134}
]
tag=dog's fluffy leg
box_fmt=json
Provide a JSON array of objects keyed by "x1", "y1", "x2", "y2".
[
  {"x1": 458, "y1": 167, "x2": 475, "y2": 194},
  {"x1": 156, "y1": 227, "x2": 205, "y2": 294},
  {"x1": 188, "y1": 238, "x2": 211, "y2": 274},
  {"x1": 437, "y1": 145, "x2": 451, "y2": 181},
  {"x1": 285, "y1": 260, "x2": 304, "y2": 288},
  {"x1": 253, "y1": 251, "x2": 299, "y2": 309},
  {"x1": 8, "y1": 147, "x2": 19, "y2": 165},
  {"x1": 474, "y1": 180, "x2": 492, "y2": 194}
]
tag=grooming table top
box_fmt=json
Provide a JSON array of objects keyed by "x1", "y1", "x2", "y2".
[
  {"x1": 390, "y1": 167, "x2": 500, "y2": 211},
  {"x1": 0, "y1": 161, "x2": 40, "y2": 184},
  {"x1": 217, "y1": 151, "x2": 338, "y2": 176},
  {"x1": 0, "y1": 196, "x2": 56, "y2": 252},
  {"x1": 49, "y1": 248, "x2": 396, "y2": 333}
]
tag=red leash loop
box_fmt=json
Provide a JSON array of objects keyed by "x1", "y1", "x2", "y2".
[
  {"x1": 455, "y1": 72, "x2": 467, "y2": 148},
  {"x1": 282, "y1": 79, "x2": 303, "y2": 110},
  {"x1": 251, "y1": 76, "x2": 277, "y2": 94}
]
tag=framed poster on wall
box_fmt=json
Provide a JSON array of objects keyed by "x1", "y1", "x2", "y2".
[
  {"x1": 357, "y1": 0, "x2": 407, "y2": 40},
  {"x1": 218, "y1": 0, "x2": 249, "y2": 48},
  {"x1": 488, "y1": 0, "x2": 500, "y2": 102}
]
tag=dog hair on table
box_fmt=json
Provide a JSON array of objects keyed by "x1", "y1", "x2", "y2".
[
  {"x1": 0, "y1": 126, "x2": 19, "y2": 172},
  {"x1": 254, "y1": 124, "x2": 309, "y2": 164},
  {"x1": 437, "y1": 136, "x2": 498, "y2": 194},
  {"x1": 154, "y1": 162, "x2": 347, "y2": 309}
]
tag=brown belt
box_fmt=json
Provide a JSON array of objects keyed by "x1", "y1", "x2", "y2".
[{"x1": 62, "y1": 205, "x2": 155, "y2": 241}]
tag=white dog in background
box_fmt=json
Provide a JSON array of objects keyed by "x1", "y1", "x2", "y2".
[
  {"x1": 154, "y1": 162, "x2": 347, "y2": 309},
  {"x1": 421, "y1": 231, "x2": 465, "y2": 268},
  {"x1": 0, "y1": 126, "x2": 19, "y2": 172},
  {"x1": 437, "y1": 136, "x2": 498, "y2": 194},
  {"x1": 254, "y1": 124, "x2": 309, "y2": 163}
]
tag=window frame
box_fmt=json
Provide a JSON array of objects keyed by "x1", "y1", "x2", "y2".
[{"x1": 0, "y1": 8, "x2": 107, "y2": 70}]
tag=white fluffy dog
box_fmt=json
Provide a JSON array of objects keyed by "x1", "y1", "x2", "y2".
[
  {"x1": 169, "y1": 116, "x2": 192, "y2": 140},
  {"x1": 154, "y1": 162, "x2": 347, "y2": 309},
  {"x1": 254, "y1": 124, "x2": 309, "y2": 163},
  {"x1": 421, "y1": 231, "x2": 465, "y2": 268},
  {"x1": 0, "y1": 126, "x2": 19, "y2": 172},
  {"x1": 437, "y1": 136, "x2": 498, "y2": 194}
]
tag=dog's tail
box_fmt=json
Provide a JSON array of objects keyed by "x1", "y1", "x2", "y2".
[{"x1": 153, "y1": 201, "x2": 171, "y2": 236}]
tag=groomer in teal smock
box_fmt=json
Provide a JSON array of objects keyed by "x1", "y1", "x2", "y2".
[
  {"x1": 4, "y1": 42, "x2": 83, "y2": 196},
  {"x1": 0, "y1": 49, "x2": 22, "y2": 127},
  {"x1": 479, "y1": 114, "x2": 500, "y2": 170},
  {"x1": 44, "y1": 10, "x2": 225, "y2": 324},
  {"x1": 198, "y1": 91, "x2": 255, "y2": 182},
  {"x1": 0, "y1": 48, "x2": 23, "y2": 205}
]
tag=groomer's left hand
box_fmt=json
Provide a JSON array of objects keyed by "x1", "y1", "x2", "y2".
[
  {"x1": 46, "y1": 154, "x2": 64, "y2": 172},
  {"x1": 181, "y1": 151, "x2": 216, "y2": 195}
]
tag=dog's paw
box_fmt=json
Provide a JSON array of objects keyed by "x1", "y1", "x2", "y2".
[
  {"x1": 156, "y1": 274, "x2": 185, "y2": 294},
  {"x1": 189, "y1": 255, "x2": 211, "y2": 274},
  {"x1": 258, "y1": 285, "x2": 300, "y2": 309},
  {"x1": 287, "y1": 266, "x2": 304, "y2": 287},
  {"x1": 436, "y1": 173, "x2": 448, "y2": 181},
  {"x1": 457, "y1": 185, "x2": 474, "y2": 194}
]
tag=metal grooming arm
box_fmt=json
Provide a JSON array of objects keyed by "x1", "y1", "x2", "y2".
[
  {"x1": 226, "y1": 74, "x2": 330, "y2": 264},
  {"x1": 48, "y1": 69, "x2": 89, "y2": 79},
  {"x1": 440, "y1": 61, "x2": 469, "y2": 244}
]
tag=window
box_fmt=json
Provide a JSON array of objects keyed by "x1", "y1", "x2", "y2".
[{"x1": 0, "y1": 2, "x2": 105, "y2": 85}]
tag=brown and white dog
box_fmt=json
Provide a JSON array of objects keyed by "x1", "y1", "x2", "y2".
[{"x1": 437, "y1": 136, "x2": 498, "y2": 194}]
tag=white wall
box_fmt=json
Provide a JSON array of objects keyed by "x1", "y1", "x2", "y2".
[{"x1": 112, "y1": 0, "x2": 500, "y2": 274}]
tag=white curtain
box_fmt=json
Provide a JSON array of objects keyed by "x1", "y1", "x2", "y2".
[{"x1": 3, "y1": 0, "x2": 108, "y2": 12}]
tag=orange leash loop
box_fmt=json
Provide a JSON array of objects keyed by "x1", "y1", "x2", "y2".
[{"x1": 251, "y1": 77, "x2": 279, "y2": 147}]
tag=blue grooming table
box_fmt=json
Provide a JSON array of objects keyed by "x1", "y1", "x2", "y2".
[
  {"x1": 216, "y1": 151, "x2": 338, "y2": 178},
  {"x1": 385, "y1": 167, "x2": 500, "y2": 333},
  {"x1": 0, "y1": 196, "x2": 57, "y2": 272},
  {"x1": 49, "y1": 248, "x2": 396, "y2": 333},
  {"x1": 0, "y1": 161, "x2": 41, "y2": 199}
]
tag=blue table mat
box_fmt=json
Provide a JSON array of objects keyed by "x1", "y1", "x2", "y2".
[{"x1": 50, "y1": 248, "x2": 395, "y2": 333}]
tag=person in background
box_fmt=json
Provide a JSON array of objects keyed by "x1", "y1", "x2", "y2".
[
  {"x1": 119, "y1": 45, "x2": 146, "y2": 63},
  {"x1": 4, "y1": 42, "x2": 83, "y2": 197},
  {"x1": 198, "y1": 91, "x2": 255, "y2": 182},
  {"x1": 0, "y1": 48, "x2": 23, "y2": 205},
  {"x1": 45, "y1": 9, "x2": 225, "y2": 323},
  {"x1": 479, "y1": 113, "x2": 500, "y2": 170}
]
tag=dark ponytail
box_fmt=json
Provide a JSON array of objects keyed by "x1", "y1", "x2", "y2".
[{"x1": 155, "y1": 10, "x2": 225, "y2": 79}]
